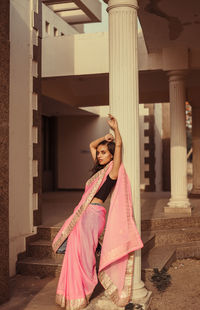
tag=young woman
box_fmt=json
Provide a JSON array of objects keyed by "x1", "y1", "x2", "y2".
[{"x1": 52, "y1": 114, "x2": 143, "y2": 310}]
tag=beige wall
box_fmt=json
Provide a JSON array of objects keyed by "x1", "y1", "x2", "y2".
[
  {"x1": 138, "y1": 33, "x2": 163, "y2": 71},
  {"x1": 42, "y1": 35, "x2": 75, "y2": 77},
  {"x1": 42, "y1": 31, "x2": 163, "y2": 78},
  {"x1": 72, "y1": 24, "x2": 84, "y2": 33},
  {"x1": 57, "y1": 114, "x2": 109, "y2": 189},
  {"x1": 139, "y1": 105, "x2": 150, "y2": 190},
  {"x1": 9, "y1": 0, "x2": 34, "y2": 276},
  {"x1": 57, "y1": 105, "x2": 155, "y2": 190},
  {"x1": 42, "y1": 32, "x2": 109, "y2": 77},
  {"x1": 154, "y1": 103, "x2": 163, "y2": 191},
  {"x1": 139, "y1": 103, "x2": 163, "y2": 192},
  {"x1": 42, "y1": 30, "x2": 200, "y2": 78}
]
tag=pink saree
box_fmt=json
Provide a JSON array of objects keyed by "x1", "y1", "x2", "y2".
[{"x1": 52, "y1": 162, "x2": 143, "y2": 310}]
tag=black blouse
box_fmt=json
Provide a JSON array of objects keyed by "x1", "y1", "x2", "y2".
[{"x1": 94, "y1": 174, "x2": 117, "y2": 202}]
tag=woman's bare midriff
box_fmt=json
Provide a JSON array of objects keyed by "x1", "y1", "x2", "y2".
[{"x1": 90, "y1": 197, "x2": 104, "y2": 205}]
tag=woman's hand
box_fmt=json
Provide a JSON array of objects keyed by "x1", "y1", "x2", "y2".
[
  {"x1": 107, "y1": 114, "x2": 118, "y2": 130},
  {"x1": 105, "y1": 133, "x2": 114, "y2": 142}
]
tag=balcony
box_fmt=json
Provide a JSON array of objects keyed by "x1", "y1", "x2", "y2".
[{"x1": 42, "y1": 0, "x2": 101, "y2": 25}]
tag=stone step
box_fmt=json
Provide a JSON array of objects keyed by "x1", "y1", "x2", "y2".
[
  {"x1": 18, "y1": 244, "x2": 162, "y2": 278},
  {"x1": 153, "y1": 227, "x2": 200, "y2": 246},
  {"x1": 16, "y1": 256, "x2": 63, "y2": 277},
  {"x1": 17, "y1": 232, "x2": 155, "y2": 277},
  {"x1": 37, "y1": 226, "x2": 156, "y2": 243},
  {"x1": 141, "y1": 216, "x2": 200, "y2": 231},
  {"x1": 28, "y1": 230, "x2": 155, "y2": 259},
  {"x1": 38, "y1": 215, "x2": 200, "y2": 242},
  {"x1": 37, "y1": 226, "x2": 60, "y2": 242},
  {"x1": 142, "y1": 246, "x2": 176, "y2": 272},
  {"x1": 176, "y1": 241, "x2": 200, "y2": 259},
  {"x1": 141, "y1": 232, "x2": 155, "y2": 256},
  {"x1": 142, "y1": 241, "x2": 200, "y2": 275},
  {"x1": 27, "y1": 232, "x2": 155, "y2": 259},
  {"x1": 18, "y1": 241, "x2": 200, "y2": 278},
  {"x1": 27, "y1": 239, "x2": 62, "y2": 259}
]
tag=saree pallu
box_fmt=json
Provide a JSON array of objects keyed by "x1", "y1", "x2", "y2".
[{"x1": 52, "y1": 162, "x2": 143, "y2": 310}]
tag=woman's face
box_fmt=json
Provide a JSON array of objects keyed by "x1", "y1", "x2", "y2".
[{"x1": 96, "y1": 144, "x2": 113, "y2": 165}]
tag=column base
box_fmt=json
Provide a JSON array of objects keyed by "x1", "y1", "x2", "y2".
[
  {"x1": 164, "y1": 198, "x2": 191, "y2": 214},
  {"x1": 164, "y1": 206, "x2": 191, "y2": 214},
  {"x1": 132, "y1": 291, "x2": 152, "y2": 310},
  {"x1": 132, "y1": 279, "x2": 152, "y2": 309}
]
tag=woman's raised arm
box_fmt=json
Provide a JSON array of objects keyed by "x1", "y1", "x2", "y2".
[{"x1": 108, "y1": 114, "x2": 122, "y2": 180}]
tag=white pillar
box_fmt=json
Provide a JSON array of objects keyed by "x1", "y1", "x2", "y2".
[
  {"x1": 165, "y1": 71, "x2": 191, "y2": 214},
  {"x1": 191, "y1": 106, "x2": 200, "y2": 196},
  {"x1": 104, "y1": 0, "x2": 151, "y2": 306}
]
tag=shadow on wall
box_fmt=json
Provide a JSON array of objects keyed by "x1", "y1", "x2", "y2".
[
  {"x1": 162, "y1": 138, "x2": 171, "y2": 191},
  {"x1": 57, "y1": 114, "x2": 109, "y2": 190}
]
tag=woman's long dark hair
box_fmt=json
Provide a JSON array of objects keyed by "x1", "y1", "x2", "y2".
[{"x1": 91, "y1": 140, "x2": 115, "y2": 176}]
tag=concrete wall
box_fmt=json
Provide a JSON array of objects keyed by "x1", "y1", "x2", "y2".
[
  {"x1": 56, "y1": 105, "x2": 157, "y2": 190},
  {"x1": 139, "y1": 105, "x2": 150, "y2": 190},
  {"x1": 42, "y1": 30, "x2": 200, "y2": 78},
  {"x1": 42, "y1": 32, "x2": 109, "y2": 77},
  {"x1": 73, "y1": 24, "x2": 84, "y2": 33},
  {"x1": 138, "y1": 33, "x2": 162, "y2": 71},
  {"x1": 9, "y1": 0, "x2": 33, "y2": 276},
  {"x1": 57, "y1": 113, "x2": 109, "y2": 189},
  {"x1": 139, "y1": 103, "x2": 163, "y2": 192},
  {"x1": 162, "y1": 103, "x2": 171, "y2": 191},
  {"x1": 42, "y1": 4, "x2": 79, "y2": 38},
  {"x1": 154, "y1": 104, "x2": 163, "y2": 191}
]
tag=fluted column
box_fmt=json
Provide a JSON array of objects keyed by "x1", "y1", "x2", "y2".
[
  {"x1": 104, "y1": 0, "x2": 151, "y2": 306},
  {"x1": 191, "y1": 106, "x2": 200, "y2": 196},
  {"x1": 165, "y1": 71, "x2": 191, "y2": 213}
]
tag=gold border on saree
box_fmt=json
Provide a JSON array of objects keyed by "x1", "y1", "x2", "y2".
[{"x1": 52, "y1": 164, "x2": 111, "y2": 253}]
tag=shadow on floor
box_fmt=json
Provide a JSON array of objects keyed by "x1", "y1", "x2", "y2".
[{"x1": 0, "y1": 275, "x2": 58, "y2": 310}]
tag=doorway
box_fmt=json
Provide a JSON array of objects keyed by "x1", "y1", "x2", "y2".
[{"x1": 42, "y1": 116, "x2": 57, "y2": 192}]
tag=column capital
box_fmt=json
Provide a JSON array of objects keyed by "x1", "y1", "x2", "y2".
[
  {"x1": 104, "y1": 0, "x2": 138, "y2": 11},
  {"x1": 167, "y1": 70, "x2": 187, "y2": 82}
]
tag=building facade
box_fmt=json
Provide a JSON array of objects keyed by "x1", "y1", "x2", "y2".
[{"x1": 1, "y1": 0, "x2": 200, "y2": 306}]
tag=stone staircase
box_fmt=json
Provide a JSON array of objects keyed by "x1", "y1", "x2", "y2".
[
  {"x1": 141, "y1": 215, "x2": 200, "y2": 279},
  {"x1": 17, "y1": 226, "x2": 62, "y2": 278},
  {"x1": 17, "y1": 215, "x2": 200, "y2": 279}
]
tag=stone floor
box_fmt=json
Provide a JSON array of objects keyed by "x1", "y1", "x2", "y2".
[{"x1": 0, "y1": 275, "x2": 124, "y2": 310}]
